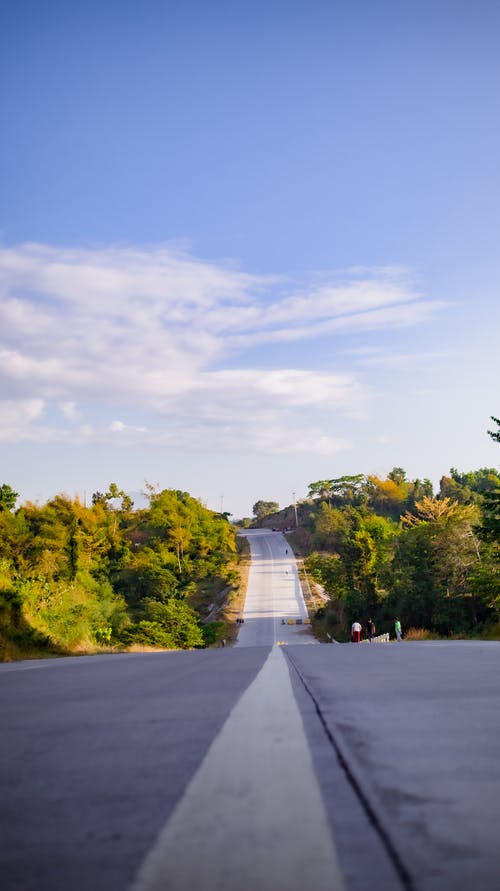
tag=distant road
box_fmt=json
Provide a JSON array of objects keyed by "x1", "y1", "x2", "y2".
[
  {"x1": 2, "y1": 533, "x2": 500, "y2": 890},
  {"x1": 235, "y1": 529, "x2": 315, "y2": 647}
]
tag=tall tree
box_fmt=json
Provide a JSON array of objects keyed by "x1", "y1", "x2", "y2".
[
  {"x1": 395, "y1": 497, "x2": 483, "y2": 631},
  {"x1": 252, "y1": 500, "x2": 280, "y2": 522},
  {"x1": 0, "y1": 484, "x2": 19, "y2": 512}
]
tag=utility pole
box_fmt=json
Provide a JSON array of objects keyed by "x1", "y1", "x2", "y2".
[
  {"x1": 220, "y1": 493, "x2": 224, "y2": 514},
  {"x1": 292, "y1": 490, "x2": 298, "y2": 527}
]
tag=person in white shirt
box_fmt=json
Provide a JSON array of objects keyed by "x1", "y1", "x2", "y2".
[{"x1": 351, "y1": 620, "x2": 362, "y2": 643}]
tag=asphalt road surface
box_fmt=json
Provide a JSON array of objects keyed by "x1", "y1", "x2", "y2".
[{"x1": 2, "y1": 529, "x2": 500, "y2": 891}]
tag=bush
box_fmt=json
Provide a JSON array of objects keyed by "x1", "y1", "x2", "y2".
[
  {"x1": 404, "y1": 627, "x2": 441, "y2": 640},
  {"x1": 122, "y1": 598, "x2": 204, "y2": 649},
  {"x1": 202, "y1": 620, "x2": 226, "y2": 646},
  {"x1": 15, "y1": 575, "x2": 127, "y2": 650},
  {"x1": 121, "y1": 620, "x2": 176, "y2": 648}
]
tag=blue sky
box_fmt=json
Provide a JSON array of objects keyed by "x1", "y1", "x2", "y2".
[{"x1": 1, "y1": 0, "x2": 499, "y2": 517}]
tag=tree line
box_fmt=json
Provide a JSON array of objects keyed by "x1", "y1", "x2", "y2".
[
  {"x1": 260, "y1": 418, "x2": 500, "y2": 640},
  {"x1": 0, "y1": 484, "x2": 237, "y2": 660}
]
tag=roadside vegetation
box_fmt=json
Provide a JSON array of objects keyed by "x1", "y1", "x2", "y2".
[
  {"x1": 254, "y1": 417, "x2": 500, "y2": 643},
  {"x1": 0, "y1": 484, "x2": 238, "y2": 660},
  {"x1": 2, "y1": 418, "x2": 498, "y2": 658}
]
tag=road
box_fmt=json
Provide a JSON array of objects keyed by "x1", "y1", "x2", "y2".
[
  {"x1": 235, "y1": 529, "x2": 314, "y2": 646},
  {"x1": 2, "y1": 529, "x2": 500, "y2": 891}
]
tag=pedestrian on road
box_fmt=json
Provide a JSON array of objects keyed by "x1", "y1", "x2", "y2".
[
  {"x1": 394, "y1": 618, "x2": 403, "y2": 641},
  {"x1": 366, "y1": 618, "x2": 375, "y2": 642},
  {"x1": 351, "y1": 620, "x2": 362, "y2": 643}
]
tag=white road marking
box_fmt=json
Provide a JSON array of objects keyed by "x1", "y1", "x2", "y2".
[{"x1": 129, "y1": 645, "x2": 345, "y2": 891}]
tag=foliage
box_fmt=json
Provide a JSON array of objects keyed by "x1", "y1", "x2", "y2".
[
  {"x1": 252, "y1": 500, "x2": 280, "y2": 523},
  {"x1": 0, "y1": 484, "x2": 236, "y2": 659},
  {"x1": 440, "y1": 466, "x2": 500, "y2": 504},
  {"x1": 2, "y1": 414, "x2": 499, "y2": 656},
  {"x1": 470, "y1": 417, "x2": 500, "y2": 612},
  {"x1": 365, "y1": 474, "x2": 409, "y2": 518},
  {"x1": 487, "y1": 417, "x2": 500, "y2": 444},
  {"x1": 201, "y1": 620, "x2": 226, "y2": 646},
  {"x1": 404, "y1": 627, "x2": 441, "y2": 641},
  {"x1": 122, "y1": 598, "x2": 204, "y2": 649},
  {"x1": 302, "y1": 436, "x2": 500, "y2": 638},
  {"x1": 0, "y1": 483, "x2": 19, "y2": 512}
]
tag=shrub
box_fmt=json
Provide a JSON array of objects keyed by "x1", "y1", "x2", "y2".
[
  {"x1": 122, "y1": 598, "x2": 204, "y2": 649},
  {"x1": 202, "y1": 620, "x2": 226, "y2": 646},
  {"x1": 404, "y1": 627, "x2": 441, "y2": 640}
]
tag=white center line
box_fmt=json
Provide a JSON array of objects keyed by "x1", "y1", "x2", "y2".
[{"x1": 129, "y1": 645, "x2": 346, "y2": 891}]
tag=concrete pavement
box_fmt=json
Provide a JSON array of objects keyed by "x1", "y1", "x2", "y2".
[
  {"x1": 235, "y1": 529, "x2": 315, "y2": 647},
  {"x1": 0, "y1": 649, "x2": 269, "y2": 891},
  {"x1": 286, "y1": 640, "x2": 500, "y2": 891}
]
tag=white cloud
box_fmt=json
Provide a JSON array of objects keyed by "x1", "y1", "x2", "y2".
[
  {"x1": 0, "y1": 242, "x2": 446, "y2": 454},
  {"x1": 109, "y1": 420, "x2": 148, "y2": 434},
  {"x1": 0, "y1": 399, "x2": 46, "y2": 442},
  {"x1": 60, "y1": 401, "x2": 77, "y2": 418},
  {"x1": 343, "y1": 347, "x2": 450, "y2": 369}
]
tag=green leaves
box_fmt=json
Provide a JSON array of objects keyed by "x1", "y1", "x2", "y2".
[
  {"x1": 0, "y1": 484, "x2": 236, "y2": 658},
  {"x1": 0, "y1": 484, "x2": 18, "y2": 512},
  {"x1": 252, "y1": 500, "x2": 280, "y2": 522},
  {"x1": 123, "y1": 599, "x2": 204, "y2": 649}
]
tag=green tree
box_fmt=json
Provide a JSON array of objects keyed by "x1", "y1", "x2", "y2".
[
  {"x1": 387, "y1": 467, "x2": 407, "y2": 486},
  {"x1": 440, "y1": 466, "x2": 500, "y2": 504},
  {"x1": 252, "y1": 500, "x2": 280, "y2": 523},
  {"x1": 313, "y1": 503, "x2": 351, "y2": 551},
  {"x1": 308, "y1": 476, "x2": 366, "y2": 506},
  {"x1": 392, "y1": 497, "x2": 483, "y2": 632},
  {"x1": 123, "y1": 598, "x2": 204, "y2": 649},
  {"x1": 308, "y1": 480, "x2": 335, "y2": 503},
  {"x1": 478, "y1": 419, "x2": 500, "y2": 541},
  {"x1": 0, "y1": 484, "x2": 19, "y2": 512},
  {"x1": 468, "y1": 418, "x2": 500, "y2": 616}
]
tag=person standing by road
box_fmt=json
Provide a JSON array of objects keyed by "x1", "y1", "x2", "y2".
[
  {"x1": 351, "y1": 620, "x2": 362, "y2": 643},
  {"x1": 394, "y1": 617, "x2": 403, "y2": 641},
  {"x1": 366, "y1": 618, "x2": 375, "y2": 642}
]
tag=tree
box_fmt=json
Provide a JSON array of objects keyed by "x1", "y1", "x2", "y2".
[
  {"x1": 488, "y1": 416, "x2": 500, "y2": 443},
  {"x1": 441, "y1": 466, "x2": 500, "y2": 503},
  {"x1": 313, "y1": 503, "x2": 350, "y2": 551},
  {"x1": 394, "y1": 496, "x2": 483, "y2": 632},
  {"x1": 366, "y1": 474, "x2": 408, "y2": 518},
  {"x1": 0, "y1": 484, "x2": 19, "y2": 512},
  {"x1": 468, "y1": 418, "x2": 500, "y2": 615},
  {"x1": 252, "y1": 500, "x2": 279, "y2": 523},
  {"x1": 122, "y1": 598, "x2": 204, "y2": 649},
  {"x1": 308, "y1": 480, "x2": 335, "y2": 503},
  {"x1": 387, "y1": 467, "x2": 407, "y2": 486},
  {"x1": 308, "y1": 476, "x2": 366, "y2": 506},
  {"x1": 0, "y1": 481, "x2": 237, "y2": 658},
  {"x1": 479, "y1": 420, "x2": 500, "y2": 540}
]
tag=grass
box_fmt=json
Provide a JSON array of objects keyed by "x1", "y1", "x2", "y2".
[
  {"x1": 469, "y1": 622, "x2": 500, "y2": 641},
  {"x1": 403, "y1": 627, "x2": 441, "y2": 641}
]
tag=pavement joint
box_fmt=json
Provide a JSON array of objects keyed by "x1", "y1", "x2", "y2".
[{"x1": 284, "y1": 648, "x2": 417, "y2": 891}]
